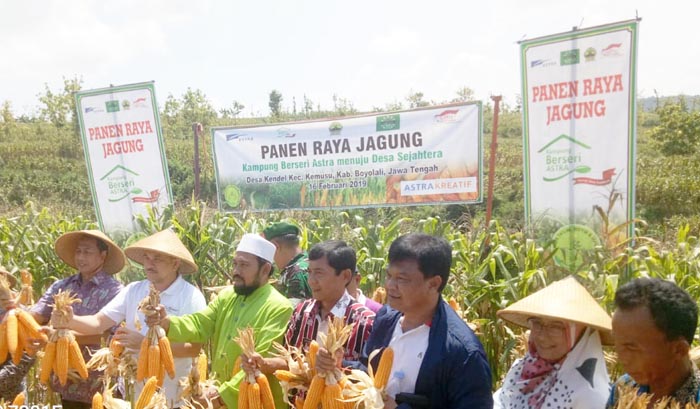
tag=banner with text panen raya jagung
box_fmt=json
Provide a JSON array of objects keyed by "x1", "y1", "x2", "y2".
[
  {"x1": 212, "y1": 103, "x2": 482, "y2": 211},
  {"x1": 521, "y1": 20, "x2": 638, "y2": 270},
  {"x1": 75, "y1": 82, "x2": 173, "y2": 236}
]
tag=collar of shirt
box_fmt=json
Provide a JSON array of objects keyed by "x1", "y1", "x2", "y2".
[
  {"x1": 73, "y1": 270, "x2": 111, "y2": 287},
  {"x1": 355, "y1": 289, "x2": 368, "y2": 305},
  {"x1": 285, "y1": 252, "x2": 307, "y2": 268},
  {"x1": 160, "y1": 274, "x2": 186, "y2": 297}
]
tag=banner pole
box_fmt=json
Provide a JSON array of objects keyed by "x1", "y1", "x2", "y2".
[
  {"x1": 193, "y1": 123, "x2": 203, "y2": 200},
  {"x1": 485, "y1": 95, "x2": 502, "y2": 228}
]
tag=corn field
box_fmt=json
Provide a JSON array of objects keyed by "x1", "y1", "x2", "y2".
[{"x1": 0, "y1": 200, "x2": 699, "y2": 402}]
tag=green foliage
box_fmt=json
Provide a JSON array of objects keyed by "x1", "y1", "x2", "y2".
[
  {"x1": 37, "y1": 76, "x2": 82, "y2": 132},
  {"x1": 650, "y1": 100, "x2": 700, "y2": 155},
  {"x1": 268, "y1": 89, "x2": 283, "y2": 118}
]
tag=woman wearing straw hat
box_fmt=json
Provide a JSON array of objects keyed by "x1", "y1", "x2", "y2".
[
  {"x1": 493, "y1": 276, "x2": 612, "y2": 409},
  {"x1": 31, "y1": 230, "x2": 125, "y2": 409},
  {"x1": 54, "y1": 229, "x2": 207, "y2": 409}
]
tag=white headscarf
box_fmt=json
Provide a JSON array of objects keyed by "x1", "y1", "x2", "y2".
[{"x1": 493, "y1": 327, "x2": 610, "y2": 409}]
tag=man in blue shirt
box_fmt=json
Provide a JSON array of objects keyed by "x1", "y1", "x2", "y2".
[{"x1": 321, "y1": 233, "x2": 493, "y2": 408}]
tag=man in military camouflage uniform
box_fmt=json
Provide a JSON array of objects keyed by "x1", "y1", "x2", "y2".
[{"x1": 263, "y1": 222, "x2": 311, "y2": 306}]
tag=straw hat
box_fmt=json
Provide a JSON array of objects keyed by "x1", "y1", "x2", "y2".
[
  {"x1": 124, "y1": 229, "x2": 198, "y2": 274},
  {"x1": 0, "y1": 266, "x2": 18, "y2": 288},
  {"x1": 54, "y1": 230, "x2": 126, "y2": 274},
  {"x1": 497, "y1": 276, "x2": 613, "y2": 345}
]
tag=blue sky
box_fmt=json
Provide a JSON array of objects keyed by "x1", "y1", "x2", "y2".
[{"x1": 1, "y1": 0, "x2": 698, "y2": 117}]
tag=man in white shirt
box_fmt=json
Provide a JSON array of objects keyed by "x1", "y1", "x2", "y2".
[{"x1": 53, "y1": 229, "x2": 206, "y2": 408}]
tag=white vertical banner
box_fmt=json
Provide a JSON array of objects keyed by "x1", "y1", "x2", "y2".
[
  {"x1": 75, "y1": 82, "x2": 173, "y2": 237},
  {"x1": 520, "y1": 20, "x2": 639, "y2": 270}
]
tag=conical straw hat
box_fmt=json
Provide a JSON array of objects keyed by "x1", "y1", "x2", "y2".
[
  {"x1": 54, "y1": 230, "x2": 126, "y2": 274},
  {"x1": 0, "y1": 266, "x2": 19, "y2": 287},
  {"x1": 497, "y1": 276, "x2": 613, "y2": 345},
  {"x1": 124, "y1": 229, "x2": 198, "y2": 274}
]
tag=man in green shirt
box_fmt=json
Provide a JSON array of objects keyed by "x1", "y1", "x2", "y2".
[
  {"x1": 263, "y1": 222, "x2": 311, "y2": 306},
  {"x1": 148, "y1": 234, "x2": 293, "y2": 409}
]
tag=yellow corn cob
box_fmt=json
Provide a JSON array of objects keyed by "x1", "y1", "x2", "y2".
[
  {"x1": 56, "y1": 336, "x2": 70, "y2": 385},
  {"x1": 92, "y1": 392, "x2": 103, "y2": 409},
  {"x1": 157, "y1": 362, "x2": 165, "y2": 388},
  {"x1": 16, "y1": 309, "x2": 46, "y2": 341},
  {"x1": 448, "y1": 297, "x2": 459, "y2": 311},
  {"x1": 158, "y1": 335, "x2": 175, "y2": 379},
  {"x1": 135, "y1": 376, "x2": 158, "y2": 409},
  {"x1": 109, "y1": 337, "x2": 124, "y2": 357},
  {"x1": 294, "y1": 396, "x2": 304, "y2": 409},
  {"x1": 321, "y1": 383, "x2": 344, "y2": 409},
  {"x1": 247, "y1": 382, "x2": 262, "y2": 409},
  {"x1": 6, "y1": 309, "x2": 18, "y2": 356},
  {"x1": 303, "y1": 375, "x2": 325, "y2": 409},
  {"x1": 69, "y1": 338, "x2": 89, "y2": 379},
  {"x1": 372, "y1": 287, "x2": 386, "y2": 304},
  {"x1": 231, "y1": 355, "x2": 241, "y2": 377},
  {"x1": 39, "y1": 340, "x2": 56, "y2": 384},
  {"x1": 148, "y1": 344, "x2": 161, "y2": 380},
  {"x1": 197, "y1": 352, "x2": 208, "y2": 381},
  {"x1": 374, "y1": 347, "x2": 394, "y2": 389},
  {"x1": 0, "y1": 320, "x2": 7, "y2": 361},
  {"x1": 256, "y1": 373, "x2": 275, "y2": 409},
  {"x1": 12, "y1": 391, "x2": 25, "y2": 406},
  {"x1": 136, "y1": 337, "x2": 149, "y2": 381},
  {"x1": 20, "y1": 270, "x2": 32, "y2": 286},
  {"x1": 12, "y1": 327, "x2": 25, "y2": 364},
  {"x1": 273, "y1": 369, "x2": 303, "y2": 383},
  {"x1": 308, "y1": 340, "x2": 319, "y2": 376},
  {"x1": 238, "y1": 380, "x2": 249, "y2": 409}
]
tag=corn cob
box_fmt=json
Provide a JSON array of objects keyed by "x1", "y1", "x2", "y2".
[
  {"x1": 56, "y1": 335, "x2": 70, "y2": 385},
  {"x1": 197, "y1": 351, "x2": 208, "y2": 381},
  {"x1": 136, "y1": 336, "x2": 149, "y2": 381},
  {"x1": 135, "y1": 376, "x2": 158, "y2": 409},
  {"x1": 374, "y1": 347, "x2": 393, "y2": 389},
  {"x1": 303, "y1": 375, "x2": 325, "y2": 409},
  {"x1": 247, "y1": 382, "x2": 262, "y2": 409},
  {"x1": 147, "y1": 343, "x2": 161, "y2": 380},
  {"x1": 273, "y1": 369, "x2": 304, "y2": 383},
  {"x1": 257, "y1": 373, "x2": 275, "y2": 409},
  {"x1": 0, "y1": 320, "x2": 7, "y2": 362},
  {"x1": 12, "y1": 391, "x2": 25, "y2": 406},
  {"x1": 158, "y1": 333, "x2": 175, "y2": 379},
  {"x1": 39, "y1": 339, "x2": 56, "y2": 384},
  {"x1": 157, "y1": 362, "x2": 165, "y2": 388},
  {"x1": 91, "y1": 392, "x2": 103, "y2": 409},
  {"x1": 321, "y1": 382, "x2": 344, "y2": 409},
  {"x1": 16, "y1": 309, "x2": 46, "y2": 342},
  {"x1": 294, "y1": 396, "x2": 304, "y2": 409},
  {"x1": 12, "y1": 327, "x2": 25, "y2": 364},
  {"x1": 109, "y1": 337, "x2": 124, "y2": 358},
  {"x1": 68, "y1": 338, "x2": 89, "y2": 379},
  {"x1": 6, "y1": 309, "x2": 18, "y2": 356},
  {"x1": 231, "y1": 355, "x2": 242, "y2": 377},
  {"x1": 238, "y1": 380, "x2": 249, "y2": 409},
  {"x1": 18, "y1": 270, "x2": 34, "y2": 306}
]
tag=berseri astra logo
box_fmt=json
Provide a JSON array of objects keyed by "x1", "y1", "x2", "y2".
[
  {"x1": 602, "y1": 43, "x2": 623, "y2": 57},
  {"x1": 530, "y1": 59, "x2": 556, "y2": 68},
  {"x1": 132, "y1": 97, "x2": 147, "y2": 108}
]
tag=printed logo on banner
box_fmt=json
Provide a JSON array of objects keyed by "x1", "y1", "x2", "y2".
[
  {"x1": 602, "y1": 43, "x2": 623, "y2": 57},
  {"x1": 376, "y1": 114, "x2": 401, "y2": 131},
  {"x1": 105, "y1": 100, "x2": 120, "y2": 113},
  {"x1": 84, "y1": 106, "x2": 104, "y2": 114},
  {"x1": 584, "y1": 47, "x2": 597, "y2": 62},
  {"x1": 530, "y1": 59, "x2": 556, "y2": 68},
  {"x1": 329, "y1": 121, "x2": 343, "y2": 136},
  {"x1": 225, "y1": 133, "x2": 246, "y2": 142},
  {"x1": 99, "y1": 165, "x2": 140, "y2": 203},
  {"x1": 434, "y1": 109, "x2": 460, "y2": 123},
  {"x1": 538, "y1": 134, "x2": 592, "y2": 182},
  {"x1": 560, "y1": 49, "x2": 580, "y2": 65},
  {"x1": 553, "y1": 224, "x2": 601, "y2": 271},
  {"x1": 132, "y1": 97, "x2": 148, "y2": 108},
  {"x1": 276, "y1": 127, "x2": 296, "y2": 138},
  {"x1": 122, "y1": 100, "x2": 131, "y2": 110}
]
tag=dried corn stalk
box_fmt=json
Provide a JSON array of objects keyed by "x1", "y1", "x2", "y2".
[
  {"x1": 613, "y1": 383, "x2": 700, "y2": 408},
  {"x1": 371, "y1": 288, "x2": 386, "y2": 304},
  {"x1": 179, "y1": 356, "x2": 218, "y2": 409},
  {"x1": 18, "y1": 269, "x2": 34, "y2": 306},
  {"x1": 235, "y1": 327, "x2": 275, "y2": 409},
  {"x1": 341, "y1": 347, "x2": 393, "y2": 409},
  {"x1": 271, "y1": 341, "x2": 315, "y2": 406},
  {"x1": 137, "y1": 284, "x2": 175, "y2": 386}
]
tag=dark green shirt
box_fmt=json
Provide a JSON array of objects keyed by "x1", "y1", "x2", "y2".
[{"x1": 274, "y1": 251, "x2": 311, "y2": 302}]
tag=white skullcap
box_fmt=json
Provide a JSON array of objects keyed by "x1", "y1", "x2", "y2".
[{"x1": 236, "y1": 233, "x2": 276, "y2": 263}]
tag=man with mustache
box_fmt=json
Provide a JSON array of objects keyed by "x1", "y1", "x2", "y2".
[{"x1": 146, "y1": 233, "x2": 294, "y2": 409}]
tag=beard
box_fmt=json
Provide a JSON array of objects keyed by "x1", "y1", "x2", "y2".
[{"x1": 233, "y1": 282, "x2": 259, "y2": 296}]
